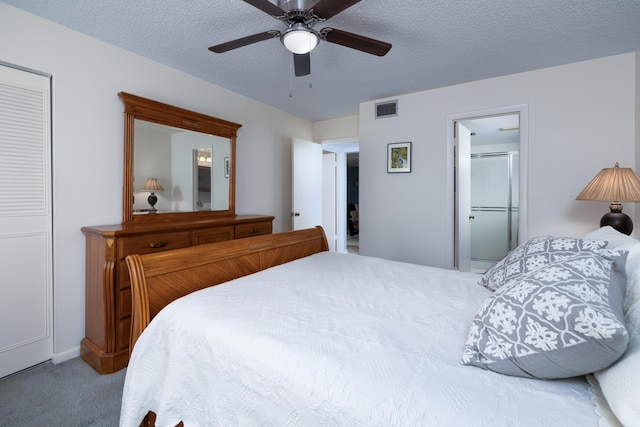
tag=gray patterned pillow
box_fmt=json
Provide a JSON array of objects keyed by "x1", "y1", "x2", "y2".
[
  {"x1": 461, "y1": 249, "x2": 629, "y2": 379},
  {"x1": 479, "y1": 235, "x2": 608, "y2": 292}
]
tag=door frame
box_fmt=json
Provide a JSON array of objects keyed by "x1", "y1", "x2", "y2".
[
  {"x1": 454, "y1": 121, "x2": 472, "y2": 272},
  {"x1": 321, "y1": 138, "x2": 359, "y2": 253},
  {"x1": 445, "y1": 104, "x2": 529, "y2": 270},
  {"x1": 322, "y1": 151, "x2": 337, "y2": 252}
]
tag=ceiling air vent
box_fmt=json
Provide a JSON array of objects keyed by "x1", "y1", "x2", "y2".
[{"x1": 375, "y1": 100, "x2": 398, "y2": 119}]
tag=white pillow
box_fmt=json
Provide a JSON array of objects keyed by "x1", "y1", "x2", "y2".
[
  {"x1": 583, "y1": 226, "x2": 638, "y2": 249},
  {"x1": 583, "y1": 226, "x2": 640, "y2": 310},
  {"x1": 585, "y1": 227, "x2": 640, "y2": 426},
  {"x1": 594, "y1": 301, "x2": 640, "y2": 427}
]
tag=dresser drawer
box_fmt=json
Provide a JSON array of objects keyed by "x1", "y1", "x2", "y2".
[
  {"x1": 118, "y1": 231, "x2": 191, "y2": 257},
  {"x1": 118, "y1": 260, "x2": 132, "y2": 289},
  {"x1": 192, "y1": 226, "x2": 234, "y2": 245},
  {"x1": 116, "y1": 317, "x2": 131, "y2": 352},
  {"x1": 235, "y1": 221, "x2": 272, "y2": 239},
  {"x1": 118, "y1": 286, "x2": 132, "y2": 319}
]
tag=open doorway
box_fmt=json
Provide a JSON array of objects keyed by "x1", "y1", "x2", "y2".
[
  {"x1": 321, "y1": 140, "x2": 359, "y2": 253},
  {"x1": 346, "y1": 152, "x2": 359, "y2": 254},
  {"x1": 450, "y1": 105, "x2": 528, "y2": 273},
  {"x1": 461, "y1": 115, "x2": 519, "y2": 272}
]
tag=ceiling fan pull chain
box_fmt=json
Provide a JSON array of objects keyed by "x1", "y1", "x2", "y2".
[{"x1": 289, "y1": 55, "x2": 294, "y2": 98}]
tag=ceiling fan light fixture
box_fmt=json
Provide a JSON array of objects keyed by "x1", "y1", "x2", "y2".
[{"x1": 282, "y1": 25, "x2": 319, "y2": 54}]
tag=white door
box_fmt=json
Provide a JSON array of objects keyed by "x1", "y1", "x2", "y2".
[
  {"x1": 455, "y1": 122, "x2": 472, "y2": 272},
  {"x1": 0, "y1": 65, "x2": 53, "y2": 377},
  {"x1": 292, "y1": 137, "x2": 322, "y2": 230},
  {"x1": 322, "y1": 152, "x2": 337, "y2": 251}
]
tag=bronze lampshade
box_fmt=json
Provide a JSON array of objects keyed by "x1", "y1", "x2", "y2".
[{"x1": 576, "y1": 162, "x2": 640, "y2": 235}]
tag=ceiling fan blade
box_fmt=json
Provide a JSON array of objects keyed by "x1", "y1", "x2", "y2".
[
  {"x1": 312, "y1": 0, "x2": 362, "y2": 19},
  {"x1": 209, "y1": 31, "x2": 280, "y2": 53},
  {"x1": 242, "y1": 0, "x2": 287, "y2": 17},
  {"x1": 294, "y1": 53, "x2": 311, "y2": 77},
  {"x1": 322, "y1": 28, "x2": 392, "y2": 56}
]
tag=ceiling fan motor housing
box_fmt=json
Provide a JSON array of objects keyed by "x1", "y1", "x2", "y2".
[
  {"x1": 277, "y1": 0, "x2": 322, "y2": 55},
  {"x1": 278, "y1": 0, "x2": 319, "y2": 14}
]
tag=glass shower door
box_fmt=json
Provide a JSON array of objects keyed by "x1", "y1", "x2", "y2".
[{"x1": 470, "y1": 153, "x2": 518, "y2": 270}]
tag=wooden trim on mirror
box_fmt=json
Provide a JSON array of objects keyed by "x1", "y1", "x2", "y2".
[{"x1": 119, "y1": 92, "x2": 241, "y2": 225}]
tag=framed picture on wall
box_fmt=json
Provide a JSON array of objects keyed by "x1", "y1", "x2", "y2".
[{"x1": 387, "y1": 142, "x2": 411, "y2": 173}]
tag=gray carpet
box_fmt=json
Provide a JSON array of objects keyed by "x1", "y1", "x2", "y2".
[{"x1": 0, "y1": 357, "x2": 125, "y2": 426}]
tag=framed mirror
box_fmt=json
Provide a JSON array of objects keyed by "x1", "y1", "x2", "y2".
[{"x1": 119, "y1": 92, "x2": 241, "y2": 224}]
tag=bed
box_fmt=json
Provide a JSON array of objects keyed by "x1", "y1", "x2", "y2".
[{"x1": 119, "y1": 226, "x2": 640, "y2": 427}]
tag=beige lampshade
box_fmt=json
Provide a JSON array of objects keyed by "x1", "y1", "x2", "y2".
[
  {"x1": 141, "y1": 177, "x2": 164, "y2": 192},
  {"x1": 576, "y1": 163, "x2": 640, "y2": 202}
]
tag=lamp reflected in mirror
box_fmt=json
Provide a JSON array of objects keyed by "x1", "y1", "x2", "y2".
[
  {"x1": 576, "y1": 162, "x2": 640, "y2": 235},
  {"x1": 142, "y1": 177, "x2": 164, "y2": 213}
]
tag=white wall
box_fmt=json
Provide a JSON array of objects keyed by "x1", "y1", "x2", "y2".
[
  {"x1": 360, "y1": 53, "x2": 638, "y2": 268},
  {"x1": 314, "y1": 114, "x2": 359, "y2": 142},
  {"x1": 0, "y1": 4, "x2": 313, "y2": 362}
]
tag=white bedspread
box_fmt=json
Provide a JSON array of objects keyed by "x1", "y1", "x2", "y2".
[{"x1": 120, "y1": 252, "x2": 604, "y2": 426}]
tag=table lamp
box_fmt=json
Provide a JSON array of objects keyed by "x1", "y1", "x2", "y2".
[
  {"x1": 576, "y1": 162, "x2": 640, "y2": 235},
  {"x1": 142, "y1": 177, "x2": 164, "y2": 213}
]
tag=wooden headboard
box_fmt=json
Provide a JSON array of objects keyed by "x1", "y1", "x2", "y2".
[{"x1": 125, "y1": 226, "x2": 329, "y2": 352}]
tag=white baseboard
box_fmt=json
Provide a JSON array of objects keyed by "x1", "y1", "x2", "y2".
[{"x1": 51, "y1": 346, "x2": 80, "y2": 364}]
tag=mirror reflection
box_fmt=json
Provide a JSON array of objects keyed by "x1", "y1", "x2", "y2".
[
  {"x1": 133, "y1": 120, "x2": 231, "y2": 214},
  {"x1": 195, "y1": 149, "x2": 211, "y2": 211}
]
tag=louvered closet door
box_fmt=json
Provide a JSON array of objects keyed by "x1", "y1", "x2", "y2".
[{"x1": 0, "y1": 65, "x2": 53, "y2": 378}]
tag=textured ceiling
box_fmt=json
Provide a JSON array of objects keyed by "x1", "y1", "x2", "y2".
[{"x1": 5, "y1": 0, "x2": 640, "y2": 122}]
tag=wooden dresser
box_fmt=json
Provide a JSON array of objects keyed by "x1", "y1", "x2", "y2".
[{"x1": 81, "y1": 214, "x2": 273, "y2": 374}]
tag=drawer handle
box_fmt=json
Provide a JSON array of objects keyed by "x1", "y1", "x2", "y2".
[
  {"x1": 149, "y1": 242, "x2": 168, "y2": 248},
  {"x1": 250, "y1": 228, "x2": 260, "y2": 234}
]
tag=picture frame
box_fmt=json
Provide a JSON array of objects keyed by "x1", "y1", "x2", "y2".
[
  {"x1": 224, "y1": 157, "x2": 230, "y2": 178},
  {"x1": 387, "y1": 142, "x2": 411, "y2": 173}
]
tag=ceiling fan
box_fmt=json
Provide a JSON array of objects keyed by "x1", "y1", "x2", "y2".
[{"x1": 208, "y1": 0, "x2": 392, "y2": 77}]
